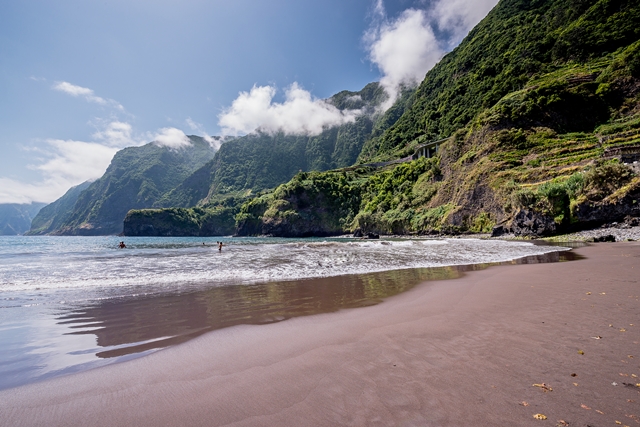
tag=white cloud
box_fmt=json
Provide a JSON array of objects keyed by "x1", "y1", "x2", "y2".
[
  {"x1": 366, "y1": 0, "x2": 499, "y2": 109},
  {"x1": 368, "y1": 9, "x2": 442, "y2": 109},
  {"x1": 92, "y1": 121, "x2": 139, "y2": 148},
  {"x1": 0, "y1": 177, "x2": 76, "y2": 205},
  {"x1": 0, "y1": 139, "x2": 118, "y2": 204},
  {"x1": 432, "y1": 0, "x2": 499, "y2": 47},
  {"x1": 53, "y1": 81, "x2": 124, "y2": 111},
  {"x1": 0, "y1": 121, "x2": 191, "y2": 204},
  {"x1": 218, "y1": 82, "x2": 361, "y2": 136},
  {"x1": 151, "y1": 127, "x2": 191, "y2": 149},
  {"x1": 35, "y1": 140, "x2": 119, "y2": 183},
  {"x1": 186, "y1": 118, "x2": 221, "y2": 150}
]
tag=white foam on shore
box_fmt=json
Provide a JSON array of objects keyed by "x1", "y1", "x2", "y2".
[{"x1": 0, "y1": 236, "x2": 569, "y2": 308}]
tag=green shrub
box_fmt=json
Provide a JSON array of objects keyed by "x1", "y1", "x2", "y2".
[{"x1": 583, "y1": 161, "x2": 636, "y2": 198}]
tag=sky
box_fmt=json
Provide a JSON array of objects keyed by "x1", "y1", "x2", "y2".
[{"x1": 0, "y1": 0, "x2": 498, "y2": 204}]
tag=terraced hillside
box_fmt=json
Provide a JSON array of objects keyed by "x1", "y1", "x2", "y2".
[{"x1": 231, "y1": 0, "x2": 640, "y2": 237}]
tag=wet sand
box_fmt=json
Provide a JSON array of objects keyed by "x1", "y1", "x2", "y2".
[{"x1": 2, "y1": 242, "x2": 639, "y2": 426}]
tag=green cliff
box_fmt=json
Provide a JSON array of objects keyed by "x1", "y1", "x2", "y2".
[
  {"x1": 122, "y1": 83, "x2": 415, "y2": 236},
  {"x1": 41, "y1": 136, "x2": 217, "y2": 235},
  {"x1": 359, "y1": 0, "x2": 640, "y2": 161},
  {"x1": 236, "y1": 0, "x2": 640, "y2": 237},
  {"x1": 158, "y1": 82, "x2": 401, "y2": 207},
  {"x1": 27, "y1": 181, "x2": 91, "y2": 235}
]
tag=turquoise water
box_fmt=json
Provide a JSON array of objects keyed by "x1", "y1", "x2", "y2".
[{"x1": 0, "y1": 235, "x2": 570, "y2": 389}]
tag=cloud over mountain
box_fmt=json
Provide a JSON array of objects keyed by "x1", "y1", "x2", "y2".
[
  {"x1": 218, "y1": 83, "x2": 361, "y2": 136},
  {"x1": 151, "y1": 127, "x2": 191, "y2": 149},
  {"x1": 0, "y1": 121, "x2": 195, "y2": 204},
  {"x1": 366, "y1": 8, "x2": 442, "y2": 109},
  {"x1": 366, "y1": 0, "x2": 498, "y2": 108},
  {"x1": 218, "y1": 0, "x2": 499, "y2": 135}
]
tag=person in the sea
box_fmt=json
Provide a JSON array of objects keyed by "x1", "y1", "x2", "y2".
[
  {"x1": 218, "y1": 241, "x2": 224, "y2": 251},
  {"x1": 118, "y1": 241, "x2": 126, "y2": 249}
]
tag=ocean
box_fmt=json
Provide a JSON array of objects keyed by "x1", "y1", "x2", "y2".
[{"x1": 0, "y1": 235, "x2": 572, "y2": 390}]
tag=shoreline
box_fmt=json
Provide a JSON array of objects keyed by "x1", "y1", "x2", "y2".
[
  {"x1": 0, "y1": 241, "x2": 573, "y2": 391},
  {"x1": 2, "y1": 242, "x2": 640, "y2": 426}
]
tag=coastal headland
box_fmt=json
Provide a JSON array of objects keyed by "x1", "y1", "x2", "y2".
[{"x1": 2, "y1": 242, "x2": 639, "y2": 426}]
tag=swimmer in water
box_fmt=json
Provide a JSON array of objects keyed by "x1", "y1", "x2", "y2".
[
  {"x1": 118, "y1": 241, "x2": 126, "y2": 249},
  {"x1": 218, "y1": 241, "x2": 224, "y2": 251}
]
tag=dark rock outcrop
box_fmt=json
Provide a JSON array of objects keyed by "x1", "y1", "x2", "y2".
[
  {"x1": 593, "y1": 234, "x2": 616, "y2": 242},
  {"x1": 511, "y1": 209, "x2": 557, "y2": 237},
  {"x1": 490, "y1": 225, "x2": 510, "y2": 237},
  {"x1": 576, "y1": 183, "x2": 640, "y2": 227}
]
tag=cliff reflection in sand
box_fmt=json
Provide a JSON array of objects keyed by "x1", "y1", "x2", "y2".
[{"x1": 57, "y1": 249, "x2": 579, "y2": 360}]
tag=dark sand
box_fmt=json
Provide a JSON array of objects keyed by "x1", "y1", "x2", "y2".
[{"x1": 2, "y1": 242, "x2": 639, "y2": 426}]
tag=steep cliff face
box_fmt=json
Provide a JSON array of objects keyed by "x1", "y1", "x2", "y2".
[
  {"x1": 235, "y1": 0, "x2": 640, "y2": 237},
  {"x1": 235, "y1": 172, "x2": 362, "y2": 237},
  {"x1": 125, "y1": 83, "x2": 414, "y2": 236},
  {"x1": 27, "y1": 182, "x2": 91, "y2": 235},
  {"x1": 359, "y1": 0, "x2": 640, "y2": 163},
  {"x1": 161, "y1": 82, "x2": 412, "y2": 206},
  {"x1": 48, "y1": 136, "x2": 216, "y2": 235}
]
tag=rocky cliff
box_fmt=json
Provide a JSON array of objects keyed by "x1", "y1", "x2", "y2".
[{"x1": 38, "y1": 136, "x2": 216, "y2": 236}]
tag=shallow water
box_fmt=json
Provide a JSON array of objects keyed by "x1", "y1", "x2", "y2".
[{"x1": 0, "y1": 235, "x2": 573, "y2": 390}]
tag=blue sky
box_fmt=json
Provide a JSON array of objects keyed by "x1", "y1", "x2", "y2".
[{"x1": 0, "y1": 0, "x2": 498, "y2": 203}]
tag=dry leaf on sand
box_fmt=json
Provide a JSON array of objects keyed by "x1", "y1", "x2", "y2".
[{"x1": 533, "y1": 383, "x2": 553, "y2": 392}]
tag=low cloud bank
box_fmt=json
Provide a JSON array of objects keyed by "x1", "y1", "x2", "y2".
[
  {"x1": 186, "y1": 118, "x2": 222, "y2": 150},
  {"x1": 218, "y1": 0, "x2": 498, "y2": 135},
  {"x1": 367, "y1": 8, "x2": 442, "y2": 109},
  {"x1": 218, "y1": 83, "x2": 361, "y2": 136},
  {"x1": 366, "y1": 0, "x2": 498, "y2": 108},
  {"x1": 150, "y1": 127, "x2": 191, "y2": 149}
]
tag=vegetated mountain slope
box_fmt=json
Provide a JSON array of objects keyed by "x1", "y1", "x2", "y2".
[
  {"x1": 50, "y1": 136, "x2": 217, "y2": 235},
  {"x1": 236, "y1": 0, "x2": 640, "y2": 237},
  {"x1": 27, "y1": 182, "x2": 92, "y2": 235},
  {"x1": 123, "y1": 83, "x2": 420, "y2": 236},
  {"x1": 157, "y1": 82, "x2": 410, "y2": 208},
  {"x1": 358, "y1": 0, "x2": 640, "y2": 163},
  {"x1": 0, "y1": 203, "x2": 46, "y2": 235}
]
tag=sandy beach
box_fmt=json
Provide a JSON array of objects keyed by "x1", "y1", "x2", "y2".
[{"x1": 2, "y1": 242, "x2": 639, "y2": 426}]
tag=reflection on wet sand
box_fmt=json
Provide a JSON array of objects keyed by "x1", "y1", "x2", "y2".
[{"x1": 58, "y1": 250, "x2": 580, "y2": 360}]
